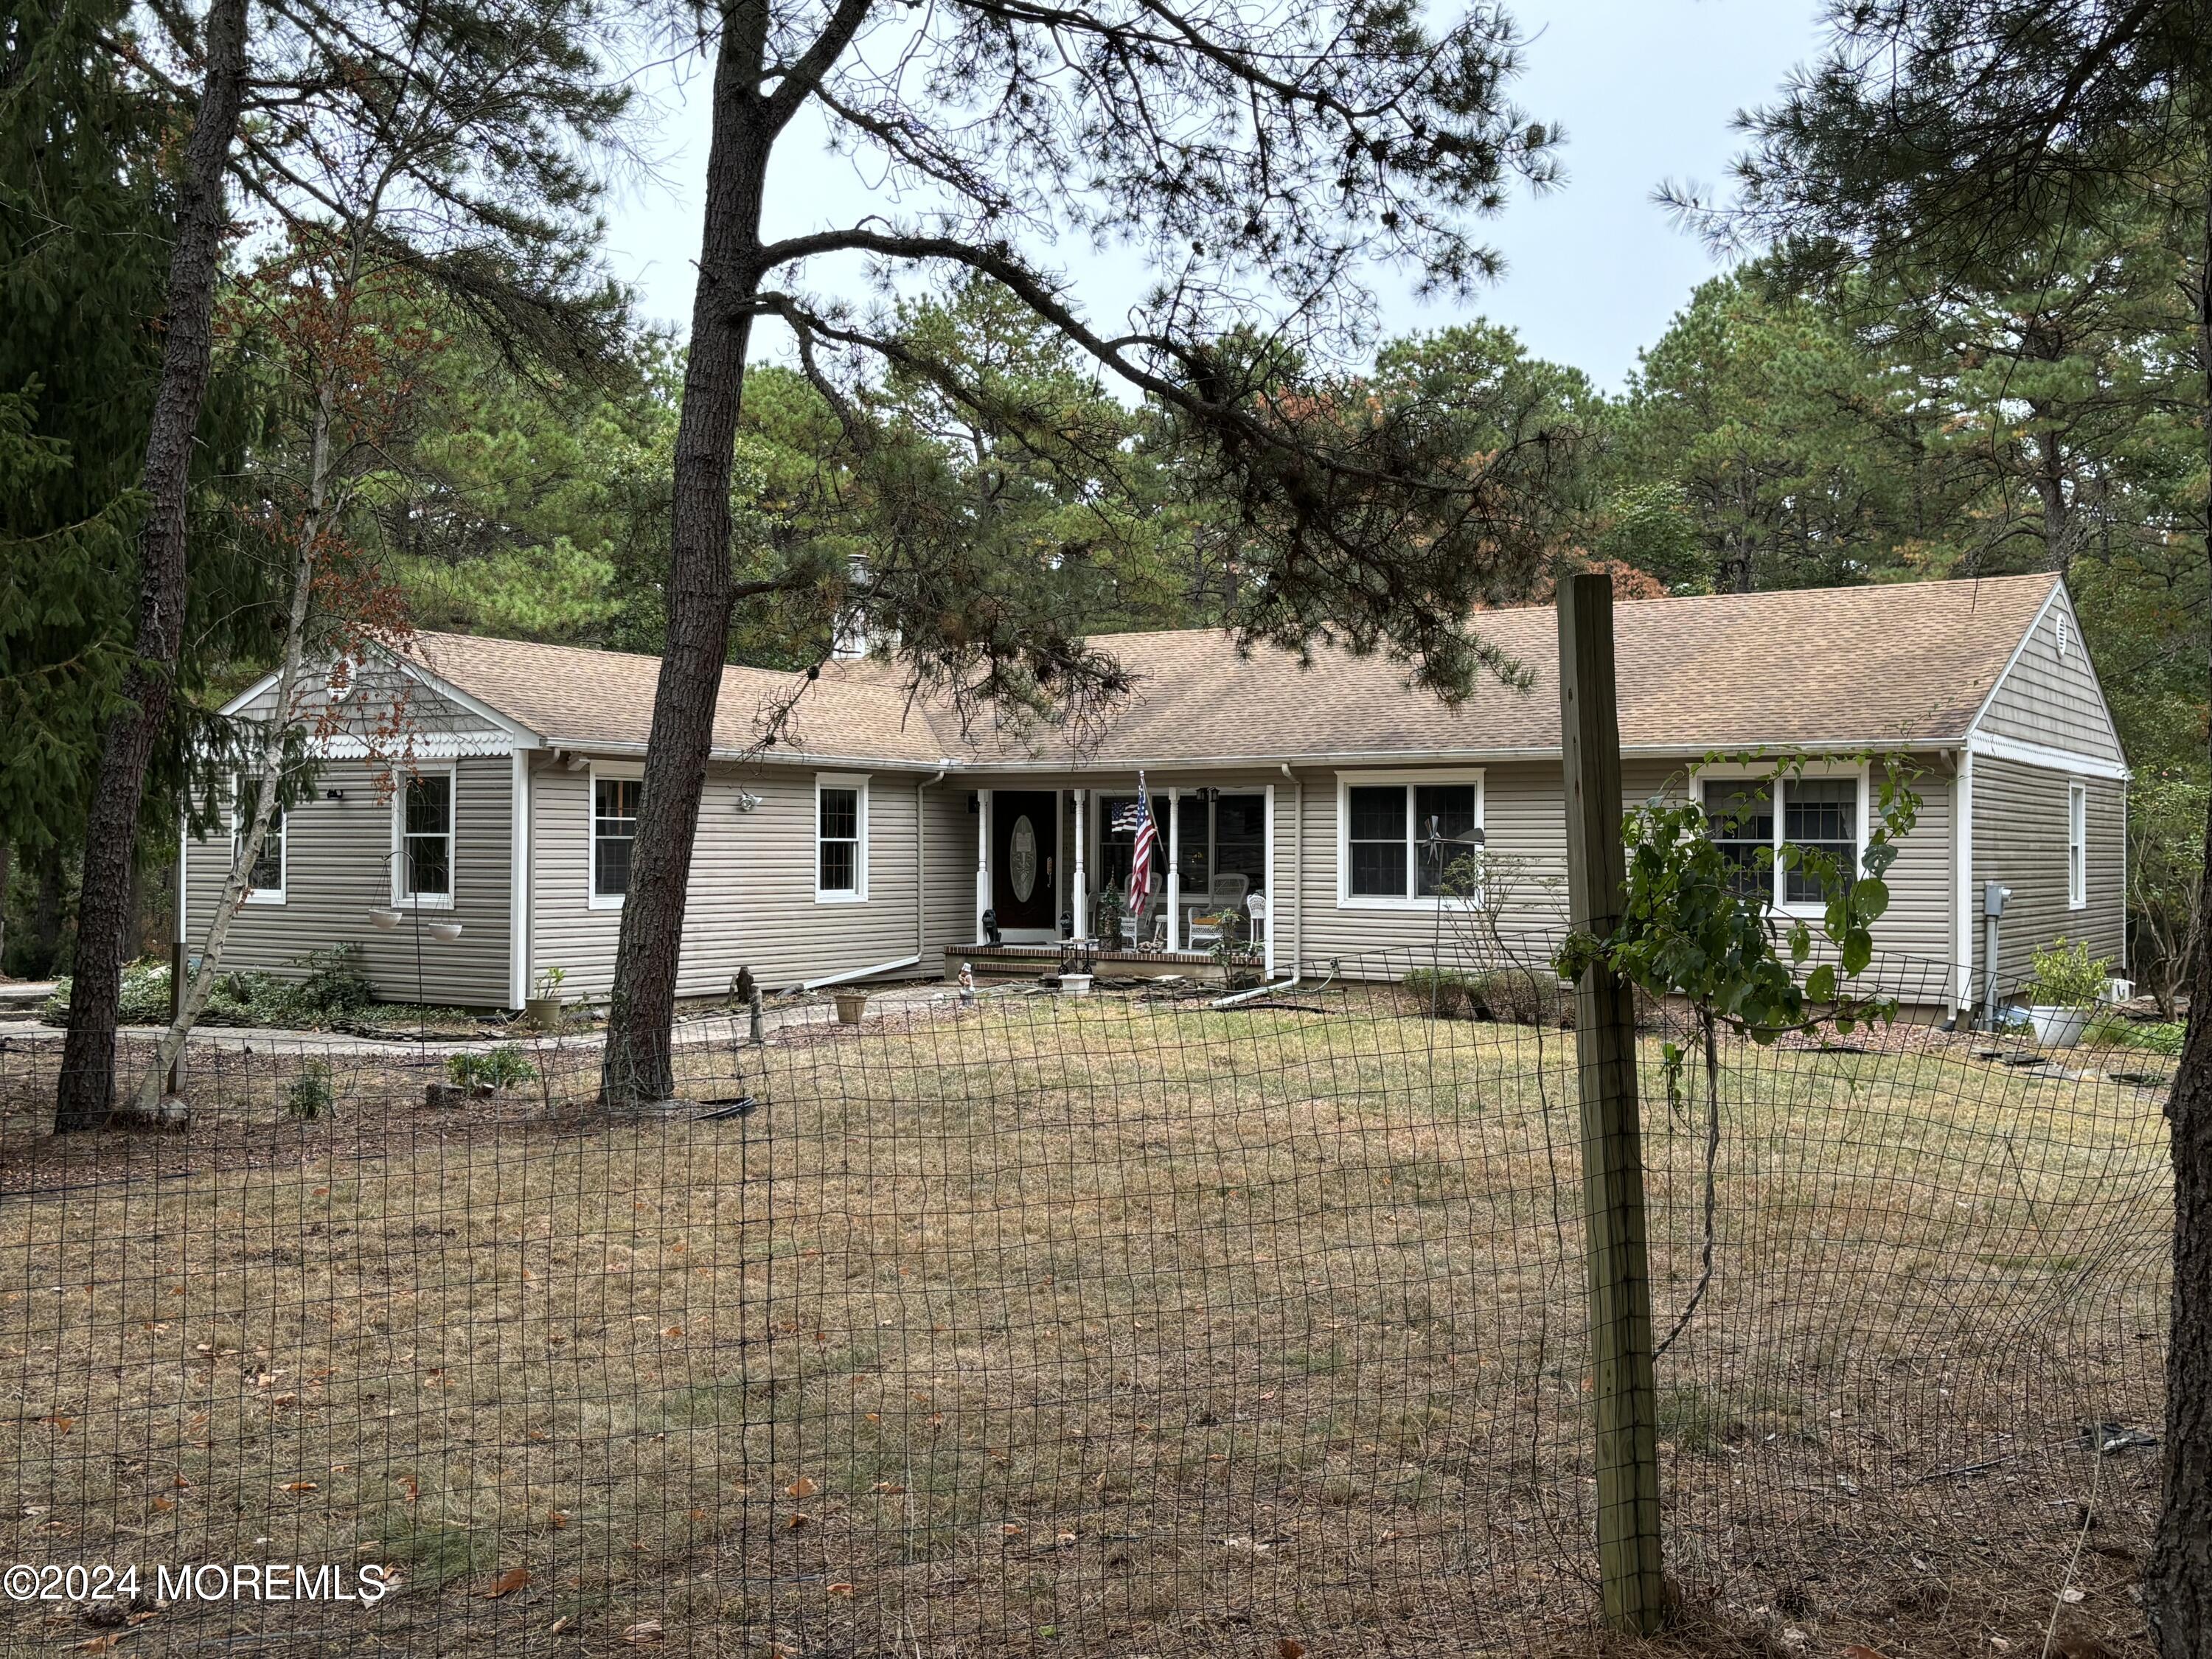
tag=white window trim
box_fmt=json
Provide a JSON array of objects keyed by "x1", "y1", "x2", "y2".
[
  {"x1": 231, "y1": 774, "x2": 286, "y2": 906},
  {"x1": 1691, "y1": 758, "x2": 1871, "y2": 920},
  {"x1": 587, "y1": 760, "x2": 644, "y2": 911},
  {"x1": 815, "y1": 772, "x2": 870, "y2": 903},
  {"x1": 1334, "y1": 768, "x2": 1485, "y2": 909},
  {"x1": 2067, "y1": 780, "x2": 2088, "y2": 910},
  {"x1": 390, "y1": 761, "x2": 457, "y2": 910}
]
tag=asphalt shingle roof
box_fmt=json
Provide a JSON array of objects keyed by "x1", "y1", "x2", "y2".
[{"x1": 405, "y1": 573, "x2": 2062, "y2": 768}]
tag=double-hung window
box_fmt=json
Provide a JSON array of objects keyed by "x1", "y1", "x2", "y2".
[
  {"x1": 592, "y1": 775, "x2": 639, "y2": 904},
  {"x1": 1340, "y1": 773, "x2": 1483, "y2": 903},
  {"x1": 233, "y1": 774, "x2": 285, "y2": 905},
  {"x1": 2068, "y1": 782, "x2": 2087, "y2": 909},
  {"x1": 817, "y1": 775, "x2": 867, "y2": 901},
  {"x1": 1700, "y1": 773, "x2": 1862, "y2": 911},
  {"x1": 395, "y1": 769, "x2": 453, "y2": 907}
]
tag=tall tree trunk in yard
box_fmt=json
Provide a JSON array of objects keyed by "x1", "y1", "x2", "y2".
[
  {"x1": 599, "y1": 0, "x2": 774, "y2": 1109},
  {"x1": 2147, "y1": 162, "x2": 2212, "y2": 1659},
  {"x1": 53, "y1": 0, "x2": 248, "y2": 1131},
  {"x1": 130, "y1": 375, "x2": 336, "y2": 1119},
  {"x1": 32, "y1": 858, "x2": 62, "y2": 975}
]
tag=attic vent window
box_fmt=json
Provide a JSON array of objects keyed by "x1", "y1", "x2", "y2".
[{"x1": 2056, "y1": 613, "x2": 2070, "y2": 656}]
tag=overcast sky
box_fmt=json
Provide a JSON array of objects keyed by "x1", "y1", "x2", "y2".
[{"x1": 599, "y1": 1, "x2": 1825, "y2": 394}]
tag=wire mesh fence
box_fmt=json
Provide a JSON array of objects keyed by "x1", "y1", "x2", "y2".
[{"x1": 0, "y1": 933, "x2": 2171, "y2": 1656}]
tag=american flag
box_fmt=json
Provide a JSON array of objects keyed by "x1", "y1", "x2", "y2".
[{"x1": 1124, "y1": 775, "x2": 1158, "y2": 908}]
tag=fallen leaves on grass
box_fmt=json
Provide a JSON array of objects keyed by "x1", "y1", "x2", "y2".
[{"x1": 479, "y1": 1568, "x2": 531, "y2": 1599}]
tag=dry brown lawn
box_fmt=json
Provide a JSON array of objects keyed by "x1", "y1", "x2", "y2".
[{"x1": 0, "y1": 989, "x2": 2172, "y2": 1658}]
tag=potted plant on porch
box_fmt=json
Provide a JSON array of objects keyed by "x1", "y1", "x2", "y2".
[
  {"x1": 2024, "y1": 937, "x2": 2110, "y2": 1048},
  {"x1": 1096, "y1": 881, "x2": 1125, "y2": 951},
  {"x1": 526, "y1": 965, "x2": 566, "y2": 1032}
]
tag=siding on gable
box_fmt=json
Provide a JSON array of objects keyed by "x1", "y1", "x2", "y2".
[
  {"x1": 1970, "y1": 757, "x2": 2125, "y2": 990},
  {"x1": 1976, "y1": 588, "x2": 2124, "y2": 764},
  {"x1": 183, "y1": 756, "x2": 514, "y2": 1007},
  {"x1": 527, "y1": 758, "x2": 938, "y2": 1000}
]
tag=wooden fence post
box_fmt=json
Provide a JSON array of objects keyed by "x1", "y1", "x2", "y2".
[{"x1": 1557, "y1": 572, "x2": 1666, "y2": 1632}]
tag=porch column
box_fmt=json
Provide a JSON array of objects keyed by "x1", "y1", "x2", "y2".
[
  {"x1": 1262, "y1": 782, "x2": 1276, "y2": 979},
  {"x1": 975, "y1": 787, "x2": 992, "y2": 942},
  {"x1": 1071, "y1": 788, "x2": 1088, "y2": 942},
  {"x1": 1165, "y1": 785, "x2": 1182, "y2": 952}
]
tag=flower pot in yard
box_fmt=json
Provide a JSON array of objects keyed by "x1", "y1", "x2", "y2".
[
  {"x1": 525, "y1": 996, "x2": 563, "y2": 1032},
  {"x1": 1059, "y1": 973, "x2": 1093, "y2": 996},
  {"x1": 833, "y1": 990, "x2": 869, "y2": 1025},
  {"x1": 2028, "y1": 1005, "x2": 2093, "y2": 1048}
]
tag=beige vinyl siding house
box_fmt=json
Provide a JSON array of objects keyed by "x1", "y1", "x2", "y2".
[{"x1": 181, "y1": 572, "x2": 2126, "y2": 1019}]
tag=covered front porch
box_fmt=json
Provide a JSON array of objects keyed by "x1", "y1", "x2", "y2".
[{"x1": 947, "y1": 777, "x2": 1281, "y2": 978}]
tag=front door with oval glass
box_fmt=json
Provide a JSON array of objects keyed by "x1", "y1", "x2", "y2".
[{"x1": 990, "y1": 791, "x2": 1058, "y2": 935}]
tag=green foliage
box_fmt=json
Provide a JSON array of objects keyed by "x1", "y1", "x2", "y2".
[
  {"x1": 2087, "y1": 1016, "x2": 2186, "y2": 1057},
  {"x1": 0, "y1": 1, "x2": 273, "y2": 872},
  {"x1": 293, "y1": 944, "x2": 375, "y2": 1018},
  {"x1": 448, "y1": 1046, "x2": 538, "y2": 1091},
  {"x1": 284, "y1": 1061, "x2": 333, "y2": 1121},
  {"x1": 1602, "y1": 270, "x2": 1927, "y2": 596},
  {"x1": 2025, "y1": 938, "x2": 2112, "y2": 1009},
  {"x1": 46, "y1": 942, "x2": 378, "y2": 1029},
  {"x1": 1402, "y1": 967, "x2": 1475, "y2": 1015},
  {"x1": 1557, "y1": 755, "x2": 1921, "y2": 1043},
  {"x1": 2126, "y1": 768, "x2": 2208, "y2": 1013},
  {"x1": 1470, "y1": 968, "x2": 1573, "y2": 1029},
  {"x1": 44, "y1": 959, "x2": 173, "y2": 1024}
]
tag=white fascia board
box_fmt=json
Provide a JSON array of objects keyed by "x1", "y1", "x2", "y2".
[
  {"x1": 216, "y1": 670, "x2": 283, "y2": 719},
  {"x1": 1966, "y1": 729, "x2": 2131, "y2": 782}
]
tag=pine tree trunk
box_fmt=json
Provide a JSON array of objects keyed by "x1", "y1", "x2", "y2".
[
  {"x1": 53, "y1": 0, "x2": 248, "y2": 1132},
  {"x1": 32, "y1": 858, "x2": 62, "y2": 975},
  {"x1": 598, "y1": 6, "x2": 769, "y2": 1110},
  {"x1": 2145, "y1": 173, "x2": 2212, "y2": 1659}
]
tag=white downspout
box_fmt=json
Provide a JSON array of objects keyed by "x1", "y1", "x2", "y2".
[
  {"x1": 1285, "y1": 764, "x2": 1303, "y2": 974},
  {"x1": 918, "y1": 767, "x2": 945, "y2": 960},
  {"x1": 1955, "y1": 748, "x2": 1974, "y2": 1017}
]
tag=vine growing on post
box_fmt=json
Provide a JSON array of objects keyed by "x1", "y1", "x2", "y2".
[{"x1": 1557, "y1": 751, "x2": 1921, "y2": 1351}]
